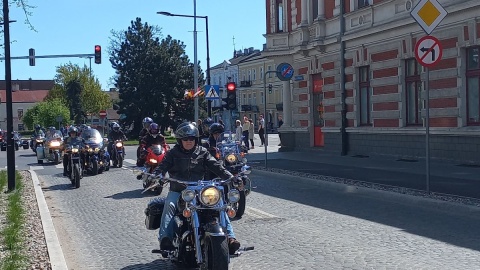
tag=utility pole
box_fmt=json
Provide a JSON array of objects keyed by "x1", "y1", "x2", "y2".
[{"x1": 193, "y1": 0, "x2": 199, "y2": 122}]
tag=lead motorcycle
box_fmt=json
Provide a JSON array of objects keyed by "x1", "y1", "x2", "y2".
[
  {"x1": 65, "y1": 142, "x2": 82, "y2": 189},
  {"x1": 136, "y1": 143, "x2": 168, "y2": 195},
  {"x1": 143, "y1": 166, "x2": 253, "y2": 270},
  {"x1": 207, "y1": 131, "x2": 252, "y2": 218},
  {"x1": 81, "y1": 129, "x2": 110, "y2": 175}
]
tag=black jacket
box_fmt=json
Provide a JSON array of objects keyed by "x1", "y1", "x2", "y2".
[
  {"x1": 139, "y1": 128, "x2": 149, "y2": 141},
  {"x1": 156, "y1": 144, "x2": 233, "y2": 192},
  {"x1": 108, "y1": 130, "x2": 126, "y2": 141},
  {"x1": 141, "y1": 134, "x2": 166, "y2": 148}
]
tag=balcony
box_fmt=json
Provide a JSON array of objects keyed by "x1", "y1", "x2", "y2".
[
  {"x1": 276, "y1": 103, "x2": 283, "y2": 111},
  {"x1": 241, "y1": 105, "x2": 252, "y2": 111},
  {"x1": 240, "y1": 80, "x2": 252, "y2": 87}
]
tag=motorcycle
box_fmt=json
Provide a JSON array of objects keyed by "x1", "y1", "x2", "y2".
[
  {"x1": 1, "y1": 132, "x2": 24, "y2": 151},
  {"x1": 36, "y1": 131, "x2": 64, "y2": 164},
  {"x1": 65, "y1": 143, "x2": 82, "y2": 189},
  {"x1": 143, "y1": 166, "x2": 254, "y2": 270},
  {"x1": 81, "y1": 129, "x2": 110, "y2": 175},
  {"x1": 136, "y1": 144, "x2": 168, "y2": 195},
  {"x1": 31, "y1": 134, "x2": 46, "y2": 153},
  {"x1": 111, "y1": 139, "x2": 125, "y2": 168},
  {"x1": 210, "y1": 131, "x2": 252, "y2": 218}
]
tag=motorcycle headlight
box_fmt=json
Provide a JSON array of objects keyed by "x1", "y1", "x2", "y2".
[
  {"x1": 88, "y1": 148, "x2": 93, "y2": 152},
  {"x1": 200, "y1": 187, "x2": 220, "y2": 206},
  {"x1": 115, "y1": 142, "x2": 123, "y2": 147},
  {"x1": 181, "y1": 190, "x2": 195, "y2": 202},
  {"x1": 49, "y1": 141, "x2": 61, "y2": 147},
  {"x1": 227, "y1": 189, "x2": 240, "y2": 203},
  {"x1": 94, "y1": 147, "x2": 100, "y2": 153},
  {"x1": 225, "y1": 154, "x2": 237, "y2": 163},
  {"x1": 36, "y1": 139, "x2": 43, "y2": 143},
  {"x1": 149, "y1": 158, "x2": 158, "y2": 164},
  {"x1": 72, "y1": 148, "x2": 79, "y2": 153}
]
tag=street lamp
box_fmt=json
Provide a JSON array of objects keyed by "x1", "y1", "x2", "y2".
[{"x1": 157, "y1": 9, "x2": 212, "y2": 118}]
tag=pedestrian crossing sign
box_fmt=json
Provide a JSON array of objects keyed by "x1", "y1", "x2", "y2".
[{"x1": 205, "y1": 85, "x2": 220, "y2": 100}]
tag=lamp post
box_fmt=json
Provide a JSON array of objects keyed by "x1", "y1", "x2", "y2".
[{"x1": 157, "y1": 9, "x2": 211, "y2": 118}]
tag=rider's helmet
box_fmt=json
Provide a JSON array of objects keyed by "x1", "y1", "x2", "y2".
[
  {"x1": 112, "y1": 122, "x2": 120, "y2": 132},
  {"x1": 175, "y1": 122, "x2": 199, "y2": 146},
  {"x1": 148, "y1": 123, "x2": 160, "y2": 138},
  {"x1": 68, "y1": 126, "x2": 78, "y2": 137},
  {"x1": 142, "y1": 117, "x2": 153, "y2": 129},
  {"x1": 34, "y1": 124, "x2": 41, "y2": 131},
  {"x1": 202, "y1": 118, "x2": 214, "y2": 136},
  {"x1": 209, "y1": 123, "x2": 224, "y2": 135}
]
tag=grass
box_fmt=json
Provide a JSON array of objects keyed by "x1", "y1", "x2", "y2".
[
  {"x1": 0, "y1": 171, "x2": 28, "y2": 270},
  {"x1": 124, "y1": 136, "x2": 176, "y2": 146}
]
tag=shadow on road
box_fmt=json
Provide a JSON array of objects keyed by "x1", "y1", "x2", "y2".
[
  {"x1": 41, "y1": 183, "x2": 73, "y2": 191},
  {"x1": 104, "y1": 188, "x2": 158, "y2": 200},
  {"x1": 119, "y1": 259, "x2": 197, "y2": 270},
  {"x1": 252, "y1": 170, "x2": 480, "y2": 252},
  {"x1": 19, "y1": 154, "x2": 36, "y2": 157}
]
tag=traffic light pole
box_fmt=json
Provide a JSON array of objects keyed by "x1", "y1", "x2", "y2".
[
  {"x1": 3, "y1": 0, "x2": 16, "y2": 191},
  {"x1": 205, "y1": 16, "x2": 212, "y2": 118},
  {"x1": 0, "y1": 53, "x2": 95, "y2": 61},
  {"x1": 263, "y1": 70, "x2": 280, "y2": 169}
]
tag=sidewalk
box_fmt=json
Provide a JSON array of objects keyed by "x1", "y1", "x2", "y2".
[{"x1": 246, "y1": 134, "x2": 480, "y2": 199}]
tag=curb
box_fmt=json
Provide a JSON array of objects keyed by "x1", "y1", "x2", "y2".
[{"x1": 29, "y1": 170, "x2": 69, "y2": 270}]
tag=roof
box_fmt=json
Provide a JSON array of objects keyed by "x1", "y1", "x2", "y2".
[
  {"x1": 0, "y1": 90, "x2": 49, "y2": 103},
  {"x1": 210, "y1": 51, "x2": 263, "y2": 71},
  {"x1": 0, "y1": 80, "x2": 54, "y2": 90}
]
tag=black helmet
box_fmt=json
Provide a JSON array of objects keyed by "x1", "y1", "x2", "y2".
[
  {"x1": 68, "y1": 126, "x2": 78, "y2": 135},
  {"x1": 35, "y1": 124, "x2": 41, "y2": 130},
  {"x1": 209, "y1": 123, "x2": 224, "y2": 135},
  {"x1": 202, "y1": 118, "x2": 214, "y2": 136},
  {"x1": 175, "y1": 122, "x2": 199, "y2": 145}
]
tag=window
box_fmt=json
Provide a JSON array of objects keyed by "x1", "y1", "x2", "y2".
[
  {"x1": 253, "y1": 93, "x2": 257, "y2": 104},
  {"x1": 17, "y1": 109, "x2": 23, "y2": 120},
  {"x1": 268, "y1": 65, "x2": 272, "y2": 78},
  {"x1": 359, "y1": 66, "x2": 371, "y2": 125},
  {"x1": 253, "y1": 69, "x2": 256, "y2": 81},
  {"x1": 248, "y1": 70, "x2": 251, "y2": 81},
  {"x1": 248, "y1": 93, "x2": 252, "y2": 104},
  {"x1": 358, "y1": 0, "x2": 370, "y2": 9},
  {"x1": 276, "y1": 0, "x2": 284, "y2": 32},
  {"x1": 312, "y1": 0, "x2": 319, "y2": 20},
  {"x1": 243, "y1": 71, "x2": 246, "y2": 81},
  {"x1": 243, "y1": 94, "x2": 247, "y2": 106},
  {"x1": 260, "y1": 67, "x2": 264, "y2": 79},
  {"x1": 467, "y1": 46, "x2": 480, "y2": 125},
  {"x1": 260, "y1": 92, "x2": 264, "y2": 104},
  {"x1": 405, "y1": 59, "x2": 422, "y2": 125}
]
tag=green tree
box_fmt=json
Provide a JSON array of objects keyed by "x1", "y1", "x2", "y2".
[
  {"x1": 23, "y1": 99, "x2": 70, "y2": 129},
  {"x1": 44, "y1": 63, "x2": 111, "y2": 120},
  {"x1": 0, "y1": 1, "x2": 36, "y2": 48},
  {"x1": 109, "y1": 17, "x2": 204, "y2": 136}
]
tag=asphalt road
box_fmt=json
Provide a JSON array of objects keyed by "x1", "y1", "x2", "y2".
[{"x1": 27, "y1": 144, "x2": 480, "y2": 269}]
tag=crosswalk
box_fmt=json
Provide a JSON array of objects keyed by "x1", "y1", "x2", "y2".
[{"x1": 24, "y1": 159, "x2": 138, "y2": 171}]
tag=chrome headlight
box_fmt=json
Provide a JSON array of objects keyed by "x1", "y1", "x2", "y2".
[
  {"x1": 225, "y1": 154, "x2": 237, "y2": 163},
  {"x1": 200, "y1": 187, "x2": 220, "y2": 206},
  {"x1": 71, "y1": 148, "x2": 79, "y2": 153},
  {"x1": 36, "y1": 139, "x2": 43, "y2": 143},
  {"x1": 88, "y1": 148, "x2": 93, "y2": 153},
  {"x1": 149, "y1": 158, "x2": 158, "y2": 164},
  {"x1": 94, "y1": 147, "x2": 100, "y2": 153},
  {"x1": 181, "y1": 189, "x2": 195, "y2": 202},
  {"x1": 49, "y1": 141, "x2": 61, "y2": 147},
  {"x1": 115, "y1": 142, "x2": 123, "y2": 148},
  {"x1": 227, "y1": 189, "x2": 240, "y2": 203}
]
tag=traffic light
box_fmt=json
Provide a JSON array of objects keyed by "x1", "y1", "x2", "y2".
[
  {"x1": 94, "y1": 45, "x2": 101, "y2": 64},
  {"x1": 223, "y1": 82, "x2": 237, "y2": 110},
  {"x1": 29, "y1": 48, "x2": 35, "y2": 66},
  {"x1": 268, "y1": 84, "x2": 273, "y2": 94}
]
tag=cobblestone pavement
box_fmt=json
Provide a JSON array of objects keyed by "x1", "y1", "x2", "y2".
[{"x1": 40, "y1": 162, "x2": 480, "y2": 269}]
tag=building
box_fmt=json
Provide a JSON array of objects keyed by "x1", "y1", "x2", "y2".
[
  {"x1": 264, "y1": 0, "x2": 480, "y2": 163},
  {"x1": 0, "y1": 80, "x2": 53, "y2": 130}
]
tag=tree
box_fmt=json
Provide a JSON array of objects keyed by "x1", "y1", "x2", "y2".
[
  {"x1": 23, "y1": 99, "x2": 70, "y2": 129},
  {"x1": 44, "y1": 63, "x2": 111, "y2": 121},
  {"x1": 109, "y1": 17, "x2": 204, "y2": 137},
  {"x1": 0, "y1": 1, "x2": 36, "y2": 48}
]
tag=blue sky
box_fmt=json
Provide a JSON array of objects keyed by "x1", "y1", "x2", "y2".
[{"x1": 0, "y1": 0, "x2": 266, "y2": 89}]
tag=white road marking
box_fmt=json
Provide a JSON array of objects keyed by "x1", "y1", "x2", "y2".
[
  {"x1": 124, "y1": 159, "x2": 137, "y2": 164},
  {"x1": 246, "y1": 207, "x2": 279, "y2": 219},
  {"x1": 29, "y1": 166, "x2": 44, "y2": 170},
  {"x1": 55, "y1": 164, "x2": 63, "y2": 169}
]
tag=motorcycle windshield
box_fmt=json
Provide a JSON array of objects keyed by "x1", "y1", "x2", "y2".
[
  {"x1": 47, "y1": 131, "x2": 63, "y2": 142},
  {"x1": 150, "y1": 145, "x2": 163, "y2": 155},
  {"x1": 81, "y1": 129, "x2": 103, "y2": 146},
  {"x1": 216, "y1": 131, "x2": 238, "y2": 147}
]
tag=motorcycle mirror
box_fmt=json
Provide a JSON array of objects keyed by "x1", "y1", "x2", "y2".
[
  {"x1": 240, "y1": 165, "x2": 251, "y2": 175},
  {"x1": 200, "y1": 138, "x2": 208, "y2": 144},
  {"x1": 103, "y1": 138, "x2": 109, "y2": 143}
]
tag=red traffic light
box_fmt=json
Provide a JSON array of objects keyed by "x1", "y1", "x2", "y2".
[
  {"x1": 95, "y1": 45, "x2": 101, "y2": 52},
  {"x1": 227, "y1": 82, "x2": 236, "y2": 91}
]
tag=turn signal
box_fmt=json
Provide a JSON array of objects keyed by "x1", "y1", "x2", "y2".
[
  {"x1": 183, "y1": 208, "x2": 192, "y2": 218},
  {"x1": 215, "y1": 153, "x2": 220, "y2": 159},
  {"x1": 227, "y1": 208, "x2": 236, "y2": 218},
  {"x1": 240, "y1": 152, "x2": 245, "y2": 157}
]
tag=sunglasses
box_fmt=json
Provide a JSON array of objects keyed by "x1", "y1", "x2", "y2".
[{"x1": 181, "y1": 137, "x2": 196, "y2": 141}]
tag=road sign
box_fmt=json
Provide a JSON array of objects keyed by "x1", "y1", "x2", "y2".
[
  {"x1": 55, "y1": 116, "x2": 63, "y2": 123},
  {"x1": 410, "y1": 0, "x2": 447, "y2": 35},
  {"x1": 204, "y1": 85, "x2": 220, "y2": 100},
  {"x1": 99, "y1": 110, "x2": 107, "y2": 118},
  {"x1": 276, "y1": 63, "x2": 294, "y2": 81},
  {"x1": 415, "y1": 36, "x2": 443, "y2": 67}
]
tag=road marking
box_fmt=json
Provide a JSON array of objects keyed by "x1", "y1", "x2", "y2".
[
  {"x1": 1, "y1": 165, "x2": 18, "y2": 170},
  {"x1": 124, "y1": 159, "x2": 137, "y2": 164},
  {"x1": 29, "y1": 166, "x2": 44, "y2": 170},
  {"x1": 245, "y1": 207, "x2": 279, "y2": 219},
  {"x1": 55, "y1": 164, "x2": 63, "y2": 169}
]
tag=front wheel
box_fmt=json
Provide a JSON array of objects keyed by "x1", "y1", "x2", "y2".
[
  {"x1": 54, "y1": 152, "x2": 60, "y2": 164},
  {"x1": 73, "y1": 164, "x2": 81, "y2": 188},
  {"x1": 201, "y1": 236, "x2": 229, "y2": 270},
  {"x1": 117, "y1": 154, "x2": 123, "y2": 168},
  {"x1": 235, "y1": 191, "x2": 246, "y2": 218},
  {"x1": 91, "y1": 160, "x2": 99, "y2": 175}
]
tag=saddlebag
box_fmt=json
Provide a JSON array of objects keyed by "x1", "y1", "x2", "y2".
[{"x1": 144, "y1": 197, "x2": 165, "y2": 230}]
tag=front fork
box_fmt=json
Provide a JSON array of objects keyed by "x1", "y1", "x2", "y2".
[{"x1": 192, "y1": 212, "x2": 203, "y2": 264}]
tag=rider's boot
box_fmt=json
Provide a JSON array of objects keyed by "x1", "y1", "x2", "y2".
[{"x1": 228, "y1": 238, "x2": 241, "y2": 255}]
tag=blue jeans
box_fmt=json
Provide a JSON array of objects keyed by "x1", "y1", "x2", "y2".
[{"x1": 158, "y1": 191, "x2": 236, "y2": 241}]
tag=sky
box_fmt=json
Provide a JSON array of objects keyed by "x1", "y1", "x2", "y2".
[{"x1": 0, "y1": 0, "x2": 266, "y2": 90}]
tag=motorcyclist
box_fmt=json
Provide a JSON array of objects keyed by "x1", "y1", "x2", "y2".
[
  {"x1": 31, "y1": 124, "x2": 46, "y2": 149},
  {"x1": 200, "y1": 117, "x2": 214, "y2": 139},
  {"x1": 137, "y1": 123, "x2": 166, "y2": 167},
  {"x1": 137, "y1": 117, "x2": 153, "y2": 159},
  {"x1": 154, "y1": 122, "x2": 241, "y2": 255},
  {"x1": 62, "y1": 126, "x2": 84, "y2": 176},
  {"x1": 107, "y1": 122, "x2": 127, "y2": 156}
]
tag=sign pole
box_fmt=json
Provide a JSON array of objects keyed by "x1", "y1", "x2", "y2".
[{"x1": 425, "y1": 67, "x2": 430, "y2": 193}]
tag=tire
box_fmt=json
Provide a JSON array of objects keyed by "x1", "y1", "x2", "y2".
[
  {"x1": 201, "y1": 236, "x2": 229, "y2": 270},
  {"x1": 117, "y1": 155, "x2": 123, "y2": 168},
  {"x1": 155, "y1": 186, "x2": 163, "y2": 196},
  {"x1": 15, "y1": 144, "x2": 19, "y2": 151},
  {"x1": 74, "y1": 164, "x2": 81, "y2": 188},
  {"x1": 235, "y1": 191, "x2": 246, "y2": 218},
  {"x1": 91, "y1": 160, "x2": 99, "y2": 175},
  {"x1": 54, "y1": 152, "x2": 60, "y2": 164},
  {"x1": 37, "y1": 159, "x2": 44, "y2": 164}
]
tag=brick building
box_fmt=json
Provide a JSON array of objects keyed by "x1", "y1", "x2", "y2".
[{"x1": 264, "y1": 0, "x2": 480, "y2": 163}]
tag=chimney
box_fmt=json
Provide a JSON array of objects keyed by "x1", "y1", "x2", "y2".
[
  {"x1": 12, "y1": 83, "x2": 19, "y2": 91},
  {"x1": 263, "y1": 43, "x2": 267, "y2": 50},
  {"x1": 248, "y1": 47, "x2": 254, "y2": 53},
  {"x1": 244, "y1": 49, "x2": 248, "y2": 55},
  {"x1": 109, "y1": 88, "x2": 117, "y2": 92}
]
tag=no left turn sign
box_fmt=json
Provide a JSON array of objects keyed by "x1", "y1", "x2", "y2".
[{"x1": 415, "y1": 35, "x2": 443, "y2": 67}]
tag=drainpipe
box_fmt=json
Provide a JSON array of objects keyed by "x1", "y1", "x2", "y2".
[{"x1": 340, "y1": 0, "x2": 348, "y2": 156}]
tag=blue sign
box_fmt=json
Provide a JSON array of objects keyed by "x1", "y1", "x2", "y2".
[
  {"x1": 294, "y1": 75, "x2": 304, "y2": 81},
  {"x1": 276, "y1": 62, "x2": 294, "y2": 81},
  {"x1": 204, "y1": 85, "x2": 220, "y2": 100}
]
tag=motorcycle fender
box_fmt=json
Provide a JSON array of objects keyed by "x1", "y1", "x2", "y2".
[
  {"x1": 204, "y1": 224, "x2": 226, "y2": 237},
  {"x1": 36, "y1": 146, "x2": 45, "y2": 159}
]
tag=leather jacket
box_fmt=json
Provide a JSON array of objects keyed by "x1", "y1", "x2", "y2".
[
  {"x1": 141, "y1": 134, "x2": 166, "y2": 148},
  {"x1": 108, "y1": 130, "x2": 126, "y2": 141},
  {"x1": 156, "y1": 144, "x2": 233, "y2": 192}
]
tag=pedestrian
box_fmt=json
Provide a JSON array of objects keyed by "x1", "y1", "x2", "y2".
[
  {"x1": 235, "y1": 120, "x2": 242, "y2": 142},
  {"x1": 248, "y1": 119, "x2": 254, "y2": 149},
  {"x1": 258, "y1": 114, "x2": 265, "y2": 146},
  {"x1": 242, "y1": 116, "x2": 250, "y2": 149},
  {"x1": 277, "y1": 115, "x2": 283, "y2": 146}
]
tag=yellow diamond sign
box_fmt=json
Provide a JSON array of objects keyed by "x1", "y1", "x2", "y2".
[{"x1": 411, "y1": 0, "x2": 447, "y2": 35}]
